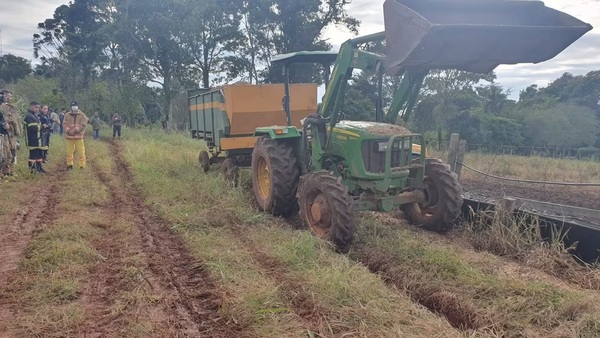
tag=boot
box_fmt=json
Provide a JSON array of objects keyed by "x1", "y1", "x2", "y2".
[
  {"x1": 29, "y1": 162, "x2": 36, "y2": 173},
  {"x1": 36, "y1": 162, "x2": 47, "y2": 174}
]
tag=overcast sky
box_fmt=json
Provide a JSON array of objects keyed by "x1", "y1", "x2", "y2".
[{"x1": 1, "y1": 0, "x2": 599, "y2": 98}]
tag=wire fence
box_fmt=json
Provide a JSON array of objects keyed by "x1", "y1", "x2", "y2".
[
  {"x1": 436, "y1": 141, "x2": 600, "y2": 161},
  {"x1": 457, "y1": 162, "x2": 600, "y2": 187}
]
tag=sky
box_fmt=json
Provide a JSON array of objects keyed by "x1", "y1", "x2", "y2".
[{"x1": 1, "y1": 0, "x2": 599, "y2": 99}]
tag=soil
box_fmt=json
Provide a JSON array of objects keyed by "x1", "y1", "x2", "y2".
[
  {"x1": 230, "y1": 227, "x2": 348, "y2": 336},
  {"x1": 461, "y1": 177, "x2": 600, "y2": 211},
  {"x1": 0, "y1": 170, "x2": 65, "y2": 335},
  {"x1": 353, "y1": 245, "x2": 494, "y2": 332},
  {"x1": 80, "y1": 140, "x2": 247, "y2": 337}
]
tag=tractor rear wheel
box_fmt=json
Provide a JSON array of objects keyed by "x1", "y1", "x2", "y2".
[
  {"x1": 297, "y1": 171, "x2": 355, "y2": 251},
  {"x1": 251, "y1": 135, "x2": 299, "y2": 216},
  {"x1": 220, "y1": 158, "x2": 240, "y2": 187},
  {"x1": 402, "y1": 158, "x2": 462, "y2": 232},
  {"x1": 199, "y1": 150, "x2": 210, "y2": 172}
]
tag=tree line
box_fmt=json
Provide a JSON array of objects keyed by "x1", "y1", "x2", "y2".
[{"x1": 0, "y1": 0, "x2": 598, "y2": 156}]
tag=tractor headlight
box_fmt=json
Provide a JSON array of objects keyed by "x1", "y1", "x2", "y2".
[
  {"x1": 377, "y1": 140, "x2": 410, "y2": 152},
  {"x1": 377, "y1": 141, "x2": 401, "y2": 152}
]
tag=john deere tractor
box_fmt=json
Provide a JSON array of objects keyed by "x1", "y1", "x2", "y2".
[{"x1": 251, "y1": 0, "x2": 592, "y2": 249}]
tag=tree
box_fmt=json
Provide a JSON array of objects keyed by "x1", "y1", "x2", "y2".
[
  {"x1": 116, "y1": 0, "x2": 193, "y2": 129},
  {"x1": 231, "y1": 0, "x2": 359, "y2": 84},
  {"x1": 33, "y1": 0, "x2": 112, "y2": 87},
  {"x1": 181, "y1": 0, "x2": 241, "y2": 88},
  {"x1": 0, "y1": 54, "x2": 32, "y2": 83}
]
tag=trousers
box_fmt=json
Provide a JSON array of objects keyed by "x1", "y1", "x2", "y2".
[{"x1": 66, "y1": 139, "x2": 86, "y2": 168}]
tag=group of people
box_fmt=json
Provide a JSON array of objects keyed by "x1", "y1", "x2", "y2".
[
  {"x1": 22, "y1": 100, "x2": 89, "y2": 174},
  {"x1": 0, "y1": 88, "x2": 125, "y2": 179}
]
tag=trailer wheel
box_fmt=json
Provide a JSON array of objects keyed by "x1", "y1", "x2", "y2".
[
  {"x1": 251, "y1": 135, "x2": 299, "y2": 216},
  {"x1": 220, "y1": 158, "x2": 240, "y2": 187},
  {"x1": 199, "y1": 150, "x2": 210, "y2": 172},
  {"x1": 402, "y1": 158, "x2": 462, "y2": 232},
  {"x1": 297, "y1": 171, "x2": 355, "y2": 252}
]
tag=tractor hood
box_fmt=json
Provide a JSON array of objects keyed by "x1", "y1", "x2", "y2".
[{"x1": 334, "y1": 121, "x2": 414, "y2": 137}]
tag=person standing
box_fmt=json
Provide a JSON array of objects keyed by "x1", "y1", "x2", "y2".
[
  {"x1": 59, "y1": 108, "x2": 66, "y2": 137},
  {"x1": 39, "y1": 105, "x2": 51, "y2": 163},
  {"x1": 63, "y1": 101, "x2": 88, "y2": 170},
  {"x1": 50, "y1": 108, "x2": 60, "y2": 134},
  {"x1": 112, "y1": 113, "x2": 122, "y2": 140},
  {"x1": 0, "y1": 89, "x2": 22, "y2": 178},
  {"x1": 24, "y1": 102, "x2": 46, "y2": 174},
  {"x1": 0, "y1": 98, "x2": 11, "y2": 182},
  {"x1": 90, "y1": 112, "x2": 101, "y2": 140}
]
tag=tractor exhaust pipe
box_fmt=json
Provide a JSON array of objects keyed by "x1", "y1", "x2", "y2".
[{"x1": 383, "y1": 0, "x2": 593, "y2": 75}]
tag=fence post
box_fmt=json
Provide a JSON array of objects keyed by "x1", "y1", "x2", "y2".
[
  {"x1": 456, "y1": 140, "x2": 467, "y2": 180},
  {"x1": 448, "y1": 133, "x2": 460, "y2": 173}
]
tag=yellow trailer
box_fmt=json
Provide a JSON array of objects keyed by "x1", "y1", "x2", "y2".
[{"x1": 188, "y1": 83, "x2": 318, "y2": 179}]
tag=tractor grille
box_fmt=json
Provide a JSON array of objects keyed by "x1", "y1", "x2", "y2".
[{"x1": 361, "y1": 140, "x2": 410, "y2": 174}]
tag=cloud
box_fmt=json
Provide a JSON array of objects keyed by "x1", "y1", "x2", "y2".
[
  {"x1": 1, "y1": 0, "x2": 598, "y2": 98},
  {"x1": 323, "y1": 0, "x2": 600, "y2": 99},
  {"x1": 0, "y1": 0, "x2": 66, "y2": 62}
]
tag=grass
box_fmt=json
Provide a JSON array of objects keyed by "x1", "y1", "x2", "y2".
[
  {"x1": 4, "y1": 126, "x2": 600, "y2": 337},
  {"x1": 353, "y1": 213, "x2": 600, "y2": 337},
  {"x1": 2, "y1": 135, "x2": 172, "y2": 337},
  {"x1": 122, "y1": 128, "x2": 462, "y2": 337},
  {"x1": 456, "y1": 152, "x2": 600, "y2": 183}
]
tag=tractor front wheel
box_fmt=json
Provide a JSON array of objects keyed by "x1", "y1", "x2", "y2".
[
  {"x1": 220, "y1": 158, "x2": 240, "y2": 187},
  {"x1": 402, "y1": 158, "x2": 462, "y2": 232},
  {"x1": 297, "y1": 171, "x2": 355, "y2": 251},
  {"x1": 199, "y1": 150, "x2": 210, "y2": 172},
  {"x1": 251, "y1": 136, "x2": 299, "y2": 216}
]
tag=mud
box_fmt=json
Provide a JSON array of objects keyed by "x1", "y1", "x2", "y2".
[
  {"x1": 354, "y1": 245, "x2": 494, "y2": 332},
  {"x1": 461, "y1": 178, "x2": 600, "y2": 211},
  {"x1": 105, "y1": 140, "x2": 246, "y2": 337},
  {"x1": 231, "y1": 227, "x2": 350, "y2": 336},
  {"x1": 0, "y1": 171, "x2": 64, "y2": 336}
]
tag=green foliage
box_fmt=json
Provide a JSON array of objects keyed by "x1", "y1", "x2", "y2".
[
  {"x1": 7, "y1": 76, "x2": 62, "y2": 109},
  {"x1": 0, "y1": 54, "x2": 32, "y2": 84}
]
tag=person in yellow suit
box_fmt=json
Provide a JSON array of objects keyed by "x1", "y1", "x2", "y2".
[{"x1": 63, "y1": 101, "x2": 88, "y2": 170}]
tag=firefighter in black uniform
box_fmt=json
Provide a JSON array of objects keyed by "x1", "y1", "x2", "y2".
[{"x1": 24, "y1": 102, "x2": 46, "y2": 173}]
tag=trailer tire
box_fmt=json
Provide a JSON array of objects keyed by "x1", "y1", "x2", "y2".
[
  {"x1": 297, "y1": 171, "x2": 355, "y2": 252},
  {"x1": 402, "y1": 158, "x2": 462, "y2": 232},
  {"x1": 220, "y1": 158, "x2": 240, "y2": 187},
  {"x1": 251, "y1": 135, "x2": 299, "y2": 217},
  {"x1": 199, "y1": 150, "x2": 210, "y2": 172}
]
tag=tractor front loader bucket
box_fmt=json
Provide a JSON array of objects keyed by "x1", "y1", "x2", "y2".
[{"x1": 383, "y1": 0, "x2": 593, "y2": 75}]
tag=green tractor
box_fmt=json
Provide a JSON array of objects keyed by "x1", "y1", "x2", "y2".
[{"x1": 250, "y1": 0, "x2": 592, "y2": 249}]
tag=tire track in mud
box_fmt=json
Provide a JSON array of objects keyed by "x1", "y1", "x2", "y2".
[
  {"x1": 281, "y1": 217, "x2": 494, "y2": 333},
  {"x1": 352, "y1": 244, "x2": 495, "y2": 332},
  {"x1": 104, "y1": 140, "x2": 246, "y2": 337},
  {"x1": 77, "y1": 160, "x2": 151, "y2": 337},
  {"x1": 0, "y1": 170, "x2": 65, "y2": 336},
  {"x1": 230, "y1": 227, "x2": 355, "y2": 336}
]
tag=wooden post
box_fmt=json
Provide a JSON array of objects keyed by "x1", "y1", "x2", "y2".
[
  {"x1": 456, "y1": 140, "x2": 467, "y2": 180},
  {"x1": 447, "y1": 133, "x2": 460, "y2": 173},
  {"x1": 499, "y1": 197, "x2": 517, "y2": 223},
  {"x1": 502, "y1": 197, "x2": 517, "y2": 213}
]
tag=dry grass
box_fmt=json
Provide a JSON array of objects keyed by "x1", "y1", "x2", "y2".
[
  {"x1": 353, "y1": 213, "x2": 600, "y2": 337},
  {"x1": 427, "y1": 150, "x2": 600, "y2": 184},
  {"x1": 121, "y1": 128, "x2": 463, "y2": 338},
  {"x1": 464, "y1": 208, "x2": 600, "y2": 291}
]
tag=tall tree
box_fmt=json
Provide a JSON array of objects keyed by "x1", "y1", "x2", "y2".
[
  {"x1": 116, "y1": 0, "x2": 193, "y2": 129},
  {"x1": 181, "y1": 0, "x2": 241, "y2": 88},
  {"x1": 33, "y1": 0, "x2": 112, "y2": 87}
]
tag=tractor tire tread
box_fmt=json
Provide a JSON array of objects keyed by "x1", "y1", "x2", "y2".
[
  {"x1": 298, "y1": 171, "x2": 355, "y2": 251},
  {"x1": 252, "y1": 136, "x2": 299, "y2": 217}
]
